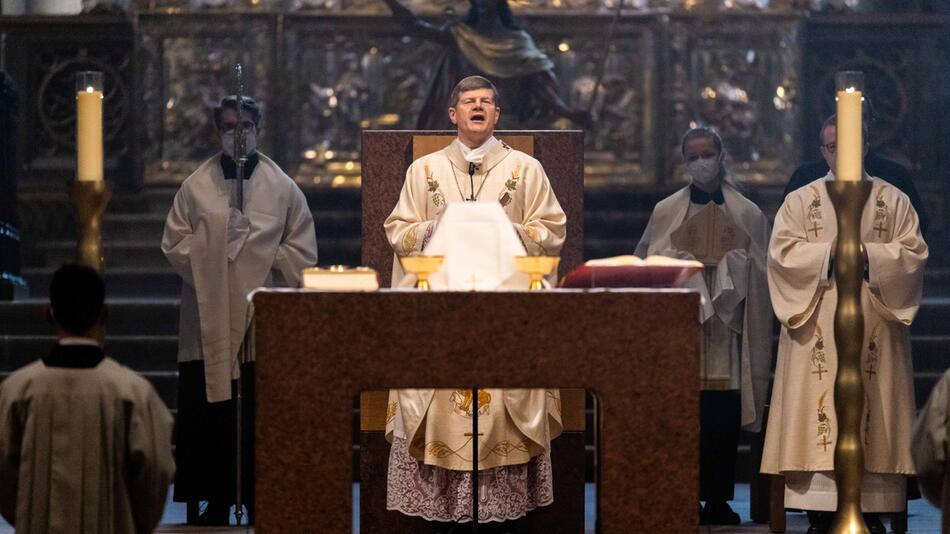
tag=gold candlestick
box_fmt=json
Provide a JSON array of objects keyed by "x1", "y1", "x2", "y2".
[
  {"x1": 827, "y1": 180, "x2": 872, "y2": 534},
  {"x1": 68, "y1": 180, "x2": 112, "y2": 273}
]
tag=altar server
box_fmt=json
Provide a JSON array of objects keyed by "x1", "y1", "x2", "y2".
[
  {"x1": 635, "y1": 126, "x2": 772, "y2": 525},
  {"x1": 161, "y1": 95, "x2": 317, "y2": 524},
  {"x1": 0, "y1": 264, "x2": 175, "y2": 534}
]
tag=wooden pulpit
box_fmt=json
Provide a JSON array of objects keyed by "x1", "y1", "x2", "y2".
[
  {"x1": 253, "y1": 290, "x2": 700, "y2": 533},
  {"x1": 360, "y1": 130, "x2": 584, "y2": 288}
]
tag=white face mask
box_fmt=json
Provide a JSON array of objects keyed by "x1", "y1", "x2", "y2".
[
  {"x1": 221, "y1": 128, "x2": 257, "y2": 158},
  {"x1": 686, "y1": 158, "x2": 721, "y2": 188}
]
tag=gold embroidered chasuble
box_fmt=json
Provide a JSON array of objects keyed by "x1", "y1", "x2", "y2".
[
  {"x1": 387, "y1": 389, "x2": 562, "y2": 471},
  {"x1": 384, "y1": 139, "x2": 567, "y2": 286},
  {"x1": 383, "y1": 138, "x2": 566, "y2": 471},
  {"x1": 761, "y1": 175, "x2": 928, "y2": 477}
]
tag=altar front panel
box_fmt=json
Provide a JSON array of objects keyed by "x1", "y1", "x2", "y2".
[{"x1": 254, "y1": 289, "x2": 700, "y2": 533}]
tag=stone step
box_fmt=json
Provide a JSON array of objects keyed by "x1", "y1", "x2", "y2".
[
  {"x1": 37, "y1": 240, "x2": 167, "y2": 269},
  {"x1": 0, "y1": 299, "x2": 179, "y2": 336},
  {"x1": 34, "y1": 237, "x2": 361, "y2": 271},
  {"x1": 0, "y1": 335, "x2": 178, "y2": 372},
  {"x1": 102, "y1": 213, "x2": 166, "y2": 241},
  {"x1": 909, "y1": 296, "x2": 950, "y2": 336},
  {"x1": 909, "y1": 336, "x2": 950, "y2": 372},
  {"x1": 103, "y1": 210, "x2": 362, "y2": 242},
  {"x1": 23, "y1": 267, "x2": 181, "y2": 298},
  {"x1": 143, "y1": 186, "x2": 363, "y2": 216}
]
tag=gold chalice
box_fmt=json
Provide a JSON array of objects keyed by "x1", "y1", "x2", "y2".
[
  {"x1": 514, "y1": 256, "x2": 560, "y2": 290},
  {"x1": 398, "y1": 255, "x2": 445, "y2": 290}
]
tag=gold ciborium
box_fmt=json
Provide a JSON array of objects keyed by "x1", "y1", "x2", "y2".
[
  {"x1": 514, "y1": 256, "x2": 560, "y2": 290},
  {"x1": 398, "y1": 255, "x2": 445, "y2": 290}
]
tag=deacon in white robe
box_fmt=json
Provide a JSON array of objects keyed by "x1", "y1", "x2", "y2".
[
  {"x1": 161, "y1": 96, "x2": 317, "y2": 524},
  {"x1": 761, "y1": 172, "x2": 927, "y2": 514},
  {"x1": 635, "y1": 127, "x2": 772, "y2": 525},
  {"x1": 911, "y1": 368, "x2": 950, "y2": 533},
  {"x1": 0, "y1": 264, "x2": 175, "y2": 534},
  {"x1": 383, "y1": 76, "x2": 566, "y2": 525}
]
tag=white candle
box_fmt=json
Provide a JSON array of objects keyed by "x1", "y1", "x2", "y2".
[
  {"x1": 76, "y1": 86, "x2": 103, "y2": 182},
  {"x1": 835, "y1": 86, "x2": 863, "y2": 182}
]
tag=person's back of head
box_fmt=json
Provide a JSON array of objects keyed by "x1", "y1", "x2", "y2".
[{"x1": 48, "y1": 263, "x2": 106, "y2": 339}]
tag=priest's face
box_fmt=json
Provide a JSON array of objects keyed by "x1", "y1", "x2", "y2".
[
  {"x1": 819, "y1": 125, "x2": 837, "y2": 172},
  {"x1": 820, "y1": 124, "x2": 869, "y2": 175},
  {"x1": 449, "y1": 88, "x2": 501, "y2": 148}
]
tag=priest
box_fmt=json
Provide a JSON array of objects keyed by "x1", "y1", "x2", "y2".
[
  {"x1": 0, "y1": 264, "x2": 175, "y2": 534},
  {"x1": 385, "y1": 75, "x2": 565, "y2": 283},
  {"x1": 383, "y1": 76, "x2": 566, "y2": 529},
  {"x1": 634, "y1": 127, "x2": 772, "y2": 525},
  {"x1": 761, "y1": 115, "x2": 928, "y2": 534},
  {"x1": 161, "y1": 95, "x2": 318, "y2": 525}
]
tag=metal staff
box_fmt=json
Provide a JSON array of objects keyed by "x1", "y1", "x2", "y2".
[{"x1": 233, "y1": 62, "x2": 248, "y2": 527}]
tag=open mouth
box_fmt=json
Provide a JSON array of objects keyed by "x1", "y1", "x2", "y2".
[{"x1": 470, "y1": 113, "x2": 486, "y2": 123}]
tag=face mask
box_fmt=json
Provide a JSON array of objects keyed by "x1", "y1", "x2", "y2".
[
  {"x1": 221, "y1": 128, "x2": 257, "y2": 158},
  {"x1": 686, "y1": 158, "x2": 720, "y2": 187}
]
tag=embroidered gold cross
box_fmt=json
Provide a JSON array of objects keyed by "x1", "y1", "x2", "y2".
[
  {"x1": 817, "y1": 435, "x2": 832, "y2": 452},
  {"x1": 463, "y1": 432, "x2": 484, "y2": 437},
  {"x1": 812, "y1": 364, "x2": 827, "y2": 380},
  {"x1": 809, "y1": 221, "x2": 823, "y2": 238},
  {"x1": 874, "y1": 223, "x2": 888, "y2": 238}
]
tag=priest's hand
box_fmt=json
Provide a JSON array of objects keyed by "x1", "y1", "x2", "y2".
[{"x1": 227, "y1": 208, "x2": 251, "y2": 262}]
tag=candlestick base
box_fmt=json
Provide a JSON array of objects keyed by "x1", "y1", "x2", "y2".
[{"x1": 67, "y1": 180, "x2": 113, "y2": 273}]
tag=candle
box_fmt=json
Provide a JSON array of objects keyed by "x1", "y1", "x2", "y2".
[
  {"x1": 76, "y1": 72, "x2": 104, "y2": 182},
  {"x1": 835, "y1": 71, "x2": 864, "y2": 182}
]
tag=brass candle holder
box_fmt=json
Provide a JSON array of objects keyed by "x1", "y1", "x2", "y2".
[
  {"x1": 67, "y1": 180, "x2": 113, "y2": 273},
  {"x1": 514, "y1": 256, "x2": 560, "y2": 290},
  {"x1": 827, "y1": 179, "x2": 872, "y2": 534},
  {"x1": 398, "y1": 255, "x2": 445, "y2": 290}
]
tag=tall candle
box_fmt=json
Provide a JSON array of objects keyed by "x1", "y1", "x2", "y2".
[
  {"x1": 835, "y1": 71, "x2": 864, "y2": 182},
  {"x1": 76, "y1": 72, "x2": 104, "y2": 182}
]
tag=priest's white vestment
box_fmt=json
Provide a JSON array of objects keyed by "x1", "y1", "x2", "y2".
[
  {"x1": 384, "y1": 137, "x2": 566, "y2": 286},
  {"x1": 0, "y1": 356, "x2": 175, "y2": 534},
  {"x1": 634, "y1": 182, "x2": 773, "y2": 432},
  {"x1": 761, "y1": 175, "x2": 928, "y2": 511},
  {"x1": 383, "y1": 141, "x2": 567, "y2": 522},
  {"x1": 162, "y1": 152, "x2": 318, "y2": 402}
]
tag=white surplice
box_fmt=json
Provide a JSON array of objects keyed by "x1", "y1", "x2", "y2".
[
  {"x1": 634, "y1": 183, "x2": 773, "y2": 432},
  {"x1": 761, "y1": 174, "x2": 928, "y2": 511},
  {"x1": 912, "y1": 368, "x2": 950, "y2": 533},
  {"x1": 162, "y1": 152, "x2": 318, "y2": 402},
  {"x1": 0, "y1": 357, "x2": 175, "y2": 534}
]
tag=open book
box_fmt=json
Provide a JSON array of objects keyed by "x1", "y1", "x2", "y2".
[
  {"x1": 583, "y1": 255, "x2": 704, "y2": 268},
  {"x1": 560, "y1": 255, "x2": 703, "y2": 288}
]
